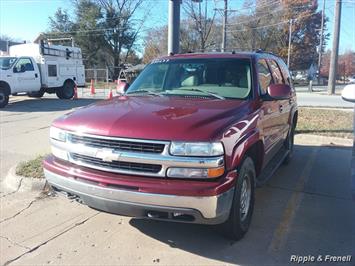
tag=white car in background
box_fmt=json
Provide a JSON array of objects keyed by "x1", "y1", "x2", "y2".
[{"x1": 348, "y1": 75, "x2": 355, "y2": 84}]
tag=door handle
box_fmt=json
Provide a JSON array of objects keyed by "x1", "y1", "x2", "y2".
[
  {"x1": 289, "y1": 98, "x2": 292, "y2": 104},
  {"x1": 35, "y1": 73, "x2": 38, "y2": 78},
  {"x1": 279, "y1": 105, "x2": 283, "y2": 112}
]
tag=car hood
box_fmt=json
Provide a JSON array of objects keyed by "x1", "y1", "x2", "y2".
[{"x1": 53, "y1": 96, "x2": 250, "y2": 141}]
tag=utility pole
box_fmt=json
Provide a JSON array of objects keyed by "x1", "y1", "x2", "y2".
[
  {"x1": 287, "y1": 19, "x2": 293, "y2": 67},
  {"x1": 221, "y1": 0, "x2": 227, "y2": 52},
  {"x1": 168, "y1": 0, "x2": 180, "y2": 55},
  {"x1": 317, "y1": 0, "x2": 325, "y2": 84},
  {"x1": 328, "y1": 0, "x2": 342, "y2": 95}
]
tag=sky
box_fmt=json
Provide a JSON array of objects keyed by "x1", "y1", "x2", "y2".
[{"x1": 0, "y1": 0, "x2": 354, "y2": 53}]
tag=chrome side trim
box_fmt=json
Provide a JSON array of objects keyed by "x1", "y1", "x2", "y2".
[{"x1": 45, "y1": 169, "x2": 234, "y2": 219}]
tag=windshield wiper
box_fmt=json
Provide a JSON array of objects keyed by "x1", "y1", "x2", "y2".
[
  {"x1": 179, "y1": 88, "x2": 225, "y2": 100},
  {"x1": 126, "y1": 89, "x2": 163, "y2": 97}
]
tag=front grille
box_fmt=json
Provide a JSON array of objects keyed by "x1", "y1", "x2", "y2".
[
  {"x1": 71, "y1": 153, "x2": 162, "y2": 174},
  {"x1": 69, "y1": 134, "x2": 165, "y2": 154}
]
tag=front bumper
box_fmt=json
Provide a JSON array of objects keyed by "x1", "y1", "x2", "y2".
[{"x1": 45, "y1": 168, "x2": 234, "y2": 224}]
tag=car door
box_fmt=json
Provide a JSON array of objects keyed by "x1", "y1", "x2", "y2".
[
  {"x1": 12, "y1": 58, "x2": 41, "y2": 93},
  {"x1": 267, "y1": 59, "x2": 291, "y2": 141},
  {"x1": 257, "y1": 58, "x2": 282, "y2": 165}
]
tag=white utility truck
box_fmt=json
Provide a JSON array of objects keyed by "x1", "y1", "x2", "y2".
[{"x1": 0, "y1": 41, "x2": 85, "y2": 108}]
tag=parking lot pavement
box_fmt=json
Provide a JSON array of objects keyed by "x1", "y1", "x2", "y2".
[
  {"x1": 1, "y1": 96, "x2": 354, "y2": 265},
  {"x1": 0, "y1": 96, "x2": 98, "y2": 184}
]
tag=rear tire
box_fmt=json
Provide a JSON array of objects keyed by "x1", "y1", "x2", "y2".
[
  {"x1": 283, "y1": 123, "x2": 295, "y2": 165},
  {"x1": 56, "y1": 80, "x2": 75, "y2": 99},
  {"x1": 0, "y1": 89, "x2": 9, "y2": 108},
  {"x1": 28, "y1": 89, "x2": 45, "y2": 98},
  {"x1": 220, "y1": 157, "x2": 255, "y2": 240}
]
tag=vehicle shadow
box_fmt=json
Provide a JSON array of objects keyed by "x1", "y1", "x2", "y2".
[
  {"x1": 4, "y1": 97, "x2": 98, "y2": 112},
  {"x1": 129, "y1": 144, "x2": 353, "y2": 265}
]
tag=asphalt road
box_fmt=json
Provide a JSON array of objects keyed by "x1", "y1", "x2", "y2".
[{"x1": 0, "y1": 96, "x2": 354, "y2": 266}]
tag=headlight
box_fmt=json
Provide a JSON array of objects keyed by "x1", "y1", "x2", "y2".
[
  {"x1": 50, "y1": 127, "x2": 67, "y2": 142},
  {"x1": 169, "y1": 142, "x2": 224, "y2": 156}
]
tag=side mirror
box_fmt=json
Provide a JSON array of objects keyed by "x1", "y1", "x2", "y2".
[
  {"x1": 267, "y1": 84, "x2": 292, "y2": 100},
  {"x1": 116, "y1": 80, "x2": 129, "y2": 94},
  {"x1": 341, "y1": 84, "x2": 355, "y2": 103}
]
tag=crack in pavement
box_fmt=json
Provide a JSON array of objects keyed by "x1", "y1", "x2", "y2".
[
  {"x1": 0, "y1": 178, "x2": 24, "y2": 199},
  {"x1": 0, "y1": 235, "x2": 31, "y2": 250},
  {"x1": 3, "y1": 212, "x2": 100, "y2": 266},
  {"x1": 0, "y1": 199, "x2": 38, "y2": 224}
]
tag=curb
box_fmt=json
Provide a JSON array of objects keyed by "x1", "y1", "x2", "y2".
[
  {"x1": 294, "y1": 134, "x2": 353, "y2": 147},
  {"x1": 3, "y1": 166, "x2": 47, "y2": 192}
]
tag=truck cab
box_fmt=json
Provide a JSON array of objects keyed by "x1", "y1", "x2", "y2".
[
  {"x1": 0, "y1": 42, "x2": 85, "y2": 108},
  {"x1": 0, "y1": 56, "x2": 41, "y2": 93}
]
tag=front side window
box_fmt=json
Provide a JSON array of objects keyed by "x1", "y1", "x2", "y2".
[
  {"x1": 126, "y1": 58, "x2": 252, "y2": 100},
  {"x1": 257, "y1": 59, "x2": 272, "y2": 95},
  {"x1": 14, "y1": 58, "x2": 34, "y2": 72},
  {"x1": 278, "y1": 59, "x2": 292, "y2": 86},
  {"x1": 268, "y1": 59, "x2": 284, "y2": 84}
]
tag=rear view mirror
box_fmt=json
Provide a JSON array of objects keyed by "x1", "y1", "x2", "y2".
[
  {"x1": 341, "y1": 84, "x2": 355, "y2": 103},
  {"x1": 267, "y1": 84, "x2": 292, "y2": 100}
]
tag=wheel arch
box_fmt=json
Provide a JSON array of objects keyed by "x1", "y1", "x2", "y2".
[
  {"x1": 0, "y1": 81, "x2": 11, "y2": 95},
  {"x1": 63, "y1": 78, "x2": 75, "y2": 87},
  {"x1": 230, "y1": 130, "x2": 265, "y2": 177}
]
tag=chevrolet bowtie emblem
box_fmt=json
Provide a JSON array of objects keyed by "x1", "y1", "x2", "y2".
[{"x1": 96, "y1": 149, "x2": 121, "y2": 162}]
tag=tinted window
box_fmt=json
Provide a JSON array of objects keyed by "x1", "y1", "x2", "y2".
[
  {"x1": 48, "y1": 65, "x2": 57, "y2": 77},
  {"x1": 268, "y1": 59, "x2": 284, "y2": 84},
  {"x1": 14, "y1": 58, "x2": 34, "y2": 72},
  {"x1": 257, "y1": 59, "x2": 272, "y2": 95},
  {"x1": 277, "y1": 59, "x2": 292, "y2": 86},
  {"x1": 127, "y1": 59, "x2": 252, "y2": 99}
]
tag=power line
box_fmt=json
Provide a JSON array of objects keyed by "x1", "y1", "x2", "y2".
[{"x1": 226, "y1": 11, "x2": 317, "y2": 33}]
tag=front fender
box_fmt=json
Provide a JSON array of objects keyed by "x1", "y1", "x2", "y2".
[{"x1": 229, "y1": 129, "x2": 263, "y2": 171}]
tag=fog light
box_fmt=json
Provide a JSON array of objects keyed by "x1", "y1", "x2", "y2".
[
  {"x1": 51, "y1": 146, "x2": 68, "y2": 161},
  {"x1": 167, "y1": 166, "x2": 224, "y2": 179}
]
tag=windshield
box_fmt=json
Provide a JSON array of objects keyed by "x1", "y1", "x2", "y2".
[
  {"x1": 126, "y1": 58, "x2": 252, "y2": 99},
  {"x1": 0, "y1": 57, "x2": 17, "y2": 70}
]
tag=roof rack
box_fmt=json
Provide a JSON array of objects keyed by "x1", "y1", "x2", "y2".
[{"x1": 255, "y1": 49, "x2": 277, "y2": 56}]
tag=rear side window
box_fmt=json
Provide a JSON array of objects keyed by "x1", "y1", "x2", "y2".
[
  {"x1": 48, "y1": 65, "x2": 57, "y2": 77},
  {"x1": 257, "y1": 59, "x2": 272, "y2": 95},
  {"x1": 268, "y1": 59, "x2": 284, "y2": 84}
]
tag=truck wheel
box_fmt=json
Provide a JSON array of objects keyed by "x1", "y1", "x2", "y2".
[
  {"x1": 28, "y1": 89, "x2": 45, "y2": 98},
  {"x1": 0, "y1": 89, "x2": 9, "y2": 108},
  {"x1": 56, "y1": 81, "x2": 75, "y2": 99},
  {"x1": 283, "y1": 124, "x2": 295, "y2": 165},
  {"x1": 220, "y1": 157, "x2": 255, "y2": 240}
]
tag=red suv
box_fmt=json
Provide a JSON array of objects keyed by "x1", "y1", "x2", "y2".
[{"x1": 44, "y1": 52, "x2": 297, "y2": 240}]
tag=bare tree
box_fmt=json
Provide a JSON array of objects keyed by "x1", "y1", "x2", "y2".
[
  {"x1": 182, "y1": 0, "x2": 216, "y2": 52},
  {"x1": 98, "y1": 0, "x2": 144, "y2": 77}
]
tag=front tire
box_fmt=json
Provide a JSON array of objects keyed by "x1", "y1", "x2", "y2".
[
  {"x1": 56, "y1": 81, "x2": 75, "y2": 99},
  {"x1": 220, "y1": 157, "x2": 255, "y2": 240},
  {"x1": 0, "y1": 89, "x2": 9, "y2": 108}
]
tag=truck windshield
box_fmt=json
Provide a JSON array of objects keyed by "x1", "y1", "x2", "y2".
[
  {"x1": 126, "y1": 58, "x2": 252, "y2": 100},
  {"x1": 0, "y1": 57, "x2": 17, "y2": 70}
]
